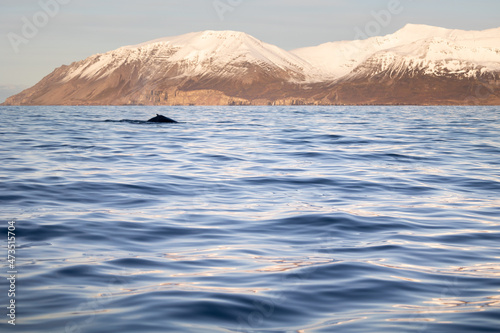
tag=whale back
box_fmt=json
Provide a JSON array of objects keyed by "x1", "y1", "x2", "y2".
[{"x1": 147, "y1": 114, "x2": 178, "y2": 123}]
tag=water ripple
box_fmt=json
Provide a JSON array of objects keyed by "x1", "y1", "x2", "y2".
[{"x1": 1, "y1": 106, "x2": 499, "y2": 332}]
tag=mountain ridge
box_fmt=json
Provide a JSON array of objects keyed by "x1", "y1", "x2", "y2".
[{"x1": 3, "y1": 24, "x2": 500, "y2": 106}]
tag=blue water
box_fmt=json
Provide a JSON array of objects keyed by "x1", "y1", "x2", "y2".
[{"x1": 1, "y1": 106, "x2": 499, "y2": 332}]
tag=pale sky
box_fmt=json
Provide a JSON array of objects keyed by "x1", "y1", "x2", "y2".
[{"x1": 1, "y1": 0, "x2": 499, "y2": 102}]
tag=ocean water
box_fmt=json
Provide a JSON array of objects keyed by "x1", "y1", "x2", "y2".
[{"x1": 1, "y1": 105, "x2": 499, "y2": 333}]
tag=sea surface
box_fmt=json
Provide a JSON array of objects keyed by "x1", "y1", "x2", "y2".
[{"x1": 1, "y1": 106, "x2": 499, "y2": 332}]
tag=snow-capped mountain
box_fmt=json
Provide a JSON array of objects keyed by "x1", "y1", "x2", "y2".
[
  {"x1": 292, "y1": 24, "x2": 500, "y2": 80},
  {"x1": 4, "y1": 24, "x2": 500, "y2": 106},
  {"x1": 62, "y1": 30, "x2": 320, "y2": 83}
]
